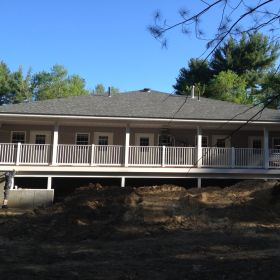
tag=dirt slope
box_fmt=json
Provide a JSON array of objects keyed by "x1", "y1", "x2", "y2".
[{"x1": 0, "y1": 180, "x2": 280, "y2": 279}]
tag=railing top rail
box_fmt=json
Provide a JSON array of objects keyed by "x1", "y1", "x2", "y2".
[
  {"x1": 57, "y1": 144, "x2": 122, "y2": 147},
  {"x1": 166, "y1": 146, "x2": 196, "y2": 149},
  {"x1": 21, "y1": 144, "x2": 51, "y2": 146},
  {"x1": 235, "y1": 148, "x2": 263, "y2": 151},
  {"x1": 130, "y1": 146, "x2": 163, "y2": 148}
]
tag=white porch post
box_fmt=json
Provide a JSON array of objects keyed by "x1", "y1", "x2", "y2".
[
  {"x1": 197, "y1": 178, "x2": 201, "y2": 189},
  {"x1": 124, "y1": 127, "x2": 130, "y2": 167},
  {"x1": 15, "y1": 142, "x2": 21, "y2": 165},
  {"x1": 197, "y1": 127, "x2": 202, "y2": 167},
  {"x1": 47, "y1": 177, "x2": 52, "y2": 190},
  {"x1": 90, "y1": 144, "x2": 95, "y2": 166},
  {"x1": 231, "y1": 147, "x2": 235, "y2": 168},
  {"x1": 52, "y1": 124, "x2": 59, "y2": 165},
  {"x1": 263, "y1": 127, "x2": 269, "y2": 169},
  {"x1": 121, "y1": 176, "x2": 126, "y2": 187},
  {"x1": 162, "y1": 145, "x2": 166, "y2": 167},
  {"x1": 11, "y1": 176, "x2": 15, "y2": 189}
]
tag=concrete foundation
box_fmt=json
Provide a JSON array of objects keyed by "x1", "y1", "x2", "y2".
[
  {"x1": 0, "y1": 172, "x2": 54, "y2": 208},
  {"x1": 7, "y1": 189, "x2": 54, "y2": 208}
]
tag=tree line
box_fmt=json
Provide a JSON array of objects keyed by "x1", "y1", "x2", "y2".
[
  {"x1": 0, "y1": 63, "x2": 119, "y2": 105},
  {"x1": 173, "y1": 33, "x2": 280, "y2": 108}
]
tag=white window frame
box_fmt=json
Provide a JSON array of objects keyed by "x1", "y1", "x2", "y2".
[
  {"x1": 30, "y1": 131, "x2": 52, "y2": 145},
  {"x1": 75, "y1": 132, "x2": 90, "y2": 145},
  {"x1": 11, "y1": 131, "x2": 26, "y2": 144},
  {"x1": 135, "y1": 133, "x2": 154, "y2": 146},
  {"x1": 94, "y1": 132, "x2": 113, "y2": 145}
]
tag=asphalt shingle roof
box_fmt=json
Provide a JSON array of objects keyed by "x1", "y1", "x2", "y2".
[{"x1": 0, "y1": 89, "x2": 279, "y2": 121}]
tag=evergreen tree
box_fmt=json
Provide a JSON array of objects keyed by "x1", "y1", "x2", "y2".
[{"x1": 173, "y1": 58, "x2": 212, "y2": 95}]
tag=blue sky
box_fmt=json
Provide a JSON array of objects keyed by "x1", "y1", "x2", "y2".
[{"x1": 0, "y1": 0, "x2": 276, "y2": 93}]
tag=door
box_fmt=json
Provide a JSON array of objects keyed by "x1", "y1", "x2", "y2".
[
  {"x1": 134, "y1": 133, "x2": 157, "y2": 165},
  {"x1": 94, "y1": 132, "x2": 113, "y2": 145},
  {"x1": 248, "y1": 136, "x2": 263, "y2": 167},
  {"x1": 29, "y1": 131, "x2": 52, "y2": 163},
  {"x1": 212, "y1": 135, "x2": 231, "y2": 147},
  {"x1": 30, "y1": 131, "x2": 51, "y2": 144},
  {"x1": 211, "y1": 135, "x2": 231, "y2": 166},
  {"x1": 248, "y1": 136, "x2": 262, "y2": 149},
  {"x1": 135, "y1": 133, "x2": 154, "y2": 146},
  {"x1": 93, "y1": 132, "x2": 114, "y2": 165}
]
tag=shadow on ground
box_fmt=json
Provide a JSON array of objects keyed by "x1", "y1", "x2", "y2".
[{"x1": 0, "y1": 180, "x2": 280, "y2": 279}]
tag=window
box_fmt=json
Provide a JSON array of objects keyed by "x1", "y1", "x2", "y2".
[
  {"x1": 140, "y1": 137, "x2": 149, "y2": 147},
  {"x1": 98, "y1": 136, "x2": 109, "y2": 146},
  {"x1": 76, "y1": 133, "x2": 89, "y2": 145},
  {"x1": 216, "y1": 139, "x2": 226, "y2": 148},
  {"x1": 273, "y1": 137, "x2": 280, "y2": 149},
  {"x1": 11, "y1": 131, "x2": 25, "y2": 144},
  {"x1": 35, "y1": 134, "x2": 46, "y2": 145}
]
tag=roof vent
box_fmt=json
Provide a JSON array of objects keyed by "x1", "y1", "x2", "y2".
[{"x1": 142, "y1": 88, "x2": 151, "y2": 92}]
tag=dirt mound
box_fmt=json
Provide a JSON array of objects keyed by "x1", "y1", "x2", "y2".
[
  {"x1": 1, "y1": 180, "x2": 280, "y2": 279},
  {"x1": 1, "y1": 180, "x2": 280, "y2": 242}
]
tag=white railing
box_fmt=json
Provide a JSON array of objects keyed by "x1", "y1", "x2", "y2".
[
  {"x1": 269, "y1": 149, "x2": 280, "y2": 168},
  {"x1": 92, "y1": 145, "x2": 123, "y2": 166},
  {"x1": 57, "y1": 145, "x2": 91, "y2": 165},
  {"x1": 0, "y1": 143, "x2": 16, "y2": 164},
  {"x1": 56, "y1": 145, "x2": 123, "y2": 166},
  {"x1": 165, "y1": 147, "x2": 196, "y2": 166},
  {"x1": 0, "y1": 143, "x2": 278, "y2": 169},
  {"x1": 20, "y1": 144, "x2": 51, "y2": 164},
  {"x1": 129, "y1": 146, "x2": 162, "y2": 166},
  {"x1": 202, "y1": 147, "x2": 232, "y2": 167},
  {"x1": 235, "y1": 148, "x2": 263, "y2": 168}
]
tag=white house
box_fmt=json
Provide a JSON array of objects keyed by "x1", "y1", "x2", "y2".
[{"x1": 0, "y1": 88, "x2": 279, "y2": 191}]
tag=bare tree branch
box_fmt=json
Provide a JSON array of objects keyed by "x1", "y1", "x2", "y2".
[{"x1": 149, "y1": 0, "x2": 278, "y2": 55}]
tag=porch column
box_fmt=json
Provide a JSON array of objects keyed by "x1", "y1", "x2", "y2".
[
  {"x1": 197, "y1": 127, "x2": 202, "y2": 167},
  {"x1": 124, "y1": 127, "x2": 130, "y2": 167},
  {"x1": 263, "y1": 127, "x2": 269, "y2": 169},
  {"x1": 51, "y1": 124, "x2": 59, "y2": 165},
  {"x1": 121, "y1": 176, "x2": 126, "y2": 187},
  {"x1": 47, "y1": 177, "x2": 52, "y2": 190},
  {"x1": 197, "y1": 178, "x2": 201, "y2": 189}
]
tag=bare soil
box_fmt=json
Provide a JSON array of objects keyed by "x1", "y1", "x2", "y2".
[{"x1": 0, "y1": 180, "x2": 280, "y2": 279}]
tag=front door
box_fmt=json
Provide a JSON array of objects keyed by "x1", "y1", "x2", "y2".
[
  {"x1": 248, "y1": 136, "x2": 263, "y2": 167},
  {"x1": 248, "y1": 137, "x2": 262, "y2": 149},
  {"x1": 212, "y1": 135, "x2": 231, "y2": 147},
  {"x1": 93, "y1": 132, "x2": 114, "y2": 165},
  {"x1": 29, "y1": 131, "x2": 51, "y2": 163}
]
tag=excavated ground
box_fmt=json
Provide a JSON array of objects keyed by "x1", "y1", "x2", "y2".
[{"x1": 0, "y1": 180, "x2": 280, "y2": 279}]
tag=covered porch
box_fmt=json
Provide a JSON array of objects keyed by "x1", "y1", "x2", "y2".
[{"x1": 0, "y1": 114, "x2": 279, "y2": 190}]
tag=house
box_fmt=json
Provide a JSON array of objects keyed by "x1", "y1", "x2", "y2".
[{"x1": 0, "y1": 88, "x2": 279, "y2": 201}]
